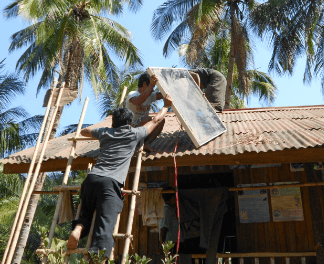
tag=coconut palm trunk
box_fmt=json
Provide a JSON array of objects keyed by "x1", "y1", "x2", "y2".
[{"x1": 224, "y1": 6, "x2": 236, "y2": 109}]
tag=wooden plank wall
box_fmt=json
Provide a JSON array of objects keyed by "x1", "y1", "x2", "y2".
[
  {"x1": 234, "y1": 163, "x2": 322, "y2": 264},
  {"x1": 114, "y1": 164, "x2": 323, "y2": 263}
]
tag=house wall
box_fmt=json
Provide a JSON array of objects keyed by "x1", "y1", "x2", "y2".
[
  {"x1": 114, "y1": 163, "x2": 324, "y2": 263},
  {"x1": 234, "y1": 163, "x2": 323, "y2": 264}
]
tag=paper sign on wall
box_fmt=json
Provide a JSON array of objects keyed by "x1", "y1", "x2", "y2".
[
  {"x1": 270, "y1": 182, "x2": 304, "y2": 222},
  {"x1": 237, "y1": 183, "x2": 270, "y2": 223}
]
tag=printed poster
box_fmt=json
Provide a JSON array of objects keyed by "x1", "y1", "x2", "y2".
[
  {"x1": 270, "y1": 182, "x2": 304, "y2": 222},
  {"x1": 237, "y1": 183, "x2": 270, "y2": 223}
]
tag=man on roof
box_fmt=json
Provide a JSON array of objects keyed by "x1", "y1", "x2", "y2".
[
  {"x1": 189, "y1": 68, "x2": 226, "y2": 112},
  {"x1": 126, "y1": 72, "x2": 165, "y2": 152},
  {"x1": 66, "y1": 94, "x2": 173, "y2": 261}
]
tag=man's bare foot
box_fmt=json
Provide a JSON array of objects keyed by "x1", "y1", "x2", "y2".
[
  {"x1": 66, "y1": 224, "x2": 83, "y2": 250},
  {"x1": 144, "y1": 143, "x2": 155, "y2": 153}
]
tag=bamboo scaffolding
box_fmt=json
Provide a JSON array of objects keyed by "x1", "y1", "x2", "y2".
[
  {"x1": 47, "y1": 97, "x2": 89, "y2": 247},
  {"x1": 1, "y1": 86, "x2": 55, "y2": 264},
  {"x1": 3, "y1": 85, "x2": 65, "y2": 264},
  {"x1": 121, "y1": 142, "x2": 144, "y2": 264}
]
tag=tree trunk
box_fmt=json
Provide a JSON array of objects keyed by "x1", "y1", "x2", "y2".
[
  {"x1": 12, "y1": 98, "x2": 65, "y2": 264},
  {"x1": 224, "y1": 8, "x2": 236, "y2": 109}
]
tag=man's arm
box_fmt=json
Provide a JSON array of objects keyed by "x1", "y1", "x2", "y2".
[
  {"x1": 129, "y1": 75, "x2": 158, "y2": 106},
  {"x1": 144, "y1": 94, "x2": 172, "y2": 135},
  {"x1": 80, "y1": 128, "x2": 93, "y2": 138},
  {"x1": 156, "y1": 92, "x2": 164, "y2": 100},
  {"x1": 160, "y1": 227, "x2": 168, "y2": 244}
]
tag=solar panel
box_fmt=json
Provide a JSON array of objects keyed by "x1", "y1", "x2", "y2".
[{"x1": 147, "y1": 67, "x2": 227, "y2": 147}]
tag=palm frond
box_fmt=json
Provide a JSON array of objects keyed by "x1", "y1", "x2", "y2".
[{"x1": 151, "y1": 0, "x2": 200, "y2": 41}]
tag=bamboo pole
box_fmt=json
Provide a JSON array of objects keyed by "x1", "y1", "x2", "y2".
[
  {"x1": 109, "y1": 213, "x2": 121, "y2": 260},
  {"x1": 229, "y1": 182, "x2": 324, "y2": 192},
  {"x1": 64, "y1": 163, "x2": 92, "y2": 264},
  {"x1": 4, "y1": 85, "x2": 64, "y2": 264},
  {"x1": 120, "y1": 142, "x2": 144, "y2": 264},
  {"x1": 118, "y1": 86, "x2": 128, "y2": 108},
  {"x1": 85, "y1": 211, "x2": 97, "y2": 249},
  {"x1": 1, "y1": 86, "x2": 56, "y2": 264},
  {"x1": 52, "y1": 185, "x2": 140, "y2": 195},
  {"x1": 47, "y1": 97, "x2": 89, "y2": 247}
]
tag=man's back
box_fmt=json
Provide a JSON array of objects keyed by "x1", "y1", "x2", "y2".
[{"x1": 89, "y1": 125, "x2": 147, "y2": 185}]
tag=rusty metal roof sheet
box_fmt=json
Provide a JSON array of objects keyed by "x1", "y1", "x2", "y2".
[{"x1": 1, "y1": 105, "x2": 324, "y2": 166}]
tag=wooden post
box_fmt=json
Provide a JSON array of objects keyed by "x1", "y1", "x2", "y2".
[
  {"x1": 120, "y1": 142, "x2": 144, "y2": 264},
  {"x1": 119, "y1": 86, "x2": 128, "y2": 107},
  {"x1": 1, "y1": 86, "x2": 55, "y2": 264},
  {"x1": 4, "y1": 86, "x2": 64, "y2": 264},
  {"x1": 47, "y1": 97, "x2": 89, "y2": 246}
]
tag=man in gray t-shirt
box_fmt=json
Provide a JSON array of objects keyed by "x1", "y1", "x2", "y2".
[{"x1": 66, "y1": 95, "x2": 173, "y2": 259}]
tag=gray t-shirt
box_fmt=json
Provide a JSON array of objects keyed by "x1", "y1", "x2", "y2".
[{"x1": 89, "y1": 125, "x2": 147, "y2": 185}]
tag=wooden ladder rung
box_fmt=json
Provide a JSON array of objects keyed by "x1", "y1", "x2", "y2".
[
  {"x1": 51, "y1": 186, "x2": 140, "y2": 195},
  {"x1": 113, "y1": 233, "x2": 133, "y2": 239}
]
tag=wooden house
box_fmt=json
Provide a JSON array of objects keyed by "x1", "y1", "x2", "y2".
[{"x1": 2, "y1": 105, "x2": 324, "y2": 264}]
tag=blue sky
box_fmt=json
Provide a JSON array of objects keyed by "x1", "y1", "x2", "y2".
[{"x1": 0, "y1": 0, "x2": 323, "y2": 132}]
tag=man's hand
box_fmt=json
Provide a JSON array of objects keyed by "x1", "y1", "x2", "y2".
[
  {"x1": 163, "y1": 94, "x2": 173, "y2": 108},
  {"x1": 144, "y1": 94, "x2": 172, "y2": 135},
  {"x1": 150, "y1": 74, "x2": 158, "y2": 87}
]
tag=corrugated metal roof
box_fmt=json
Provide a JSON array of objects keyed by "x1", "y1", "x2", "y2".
[{"x1": 1, "y1": 105, "x2": 324, "y2": 166}]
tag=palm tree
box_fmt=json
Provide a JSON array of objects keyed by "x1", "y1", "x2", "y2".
[
  {"x1": 97, "y1": 67, "x2": 144, "y2": 118},
  {"x1": 249, "y1": 0, "x2": 324, "y2": 92},
  {"x1": 0, "y1": 59, "x2": 43, "y2": 157},
  {"x1": 3, "y1": 0, "x2": 143, "y2": 261},
  {"x1": 151, "y1": 0, "x2": 270, "y2": 108},
  {"x1": 5, "y1": 0, "x2": 143, "y2": 137},
  {"x1": 178, "y1": 29, "x2": 277, "y2": 108}
]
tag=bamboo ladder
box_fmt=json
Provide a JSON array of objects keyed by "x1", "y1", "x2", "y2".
[
  {"x1": 36, "y1": 86, "x2": 142, "y2": 264},
  {"x1": 1, "y1": 83, "x2": 67, "y2": 264}
]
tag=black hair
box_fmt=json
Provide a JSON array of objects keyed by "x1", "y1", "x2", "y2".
[
  {"x1": 138, "y1": 72, "x2": 150, "y2": 88},
  {"x1": 162, "y1": 187, "x2": 175, "y2": 202},
  {"x1": 112, "y1": 108, "x2": 133, "y2": 128}
]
